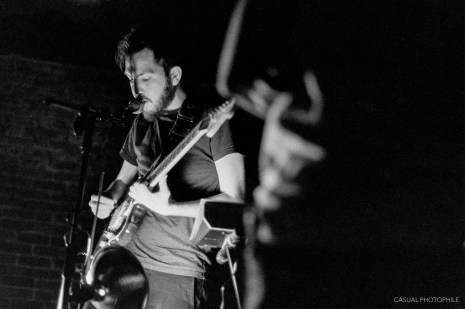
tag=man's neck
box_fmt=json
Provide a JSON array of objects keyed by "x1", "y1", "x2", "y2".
[{"x1": 165, "y1": 87, "x2": 186, "y2": 111}]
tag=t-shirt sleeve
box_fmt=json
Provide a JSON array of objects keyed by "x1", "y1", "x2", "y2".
[
  {"x1": 209, "y1": 119, "x2": 238, "y2": 161},
  {"x1": 119, "y1": 116, "x2": 139, "y2": 166}
]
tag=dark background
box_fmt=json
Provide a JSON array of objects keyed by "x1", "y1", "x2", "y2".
[
  {"x1": 0, "y1": 0, "x2": 238, "y2": 80},
  {"x1": 0, "y1": 0, "x2": 464, "y2": 308}
]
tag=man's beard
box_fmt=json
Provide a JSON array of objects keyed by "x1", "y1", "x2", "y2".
[{"x1": 142, "y1": 77, "x2": 177, "y2": 122}]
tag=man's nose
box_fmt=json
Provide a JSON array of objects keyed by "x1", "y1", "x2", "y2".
[{"x1": 130, "y1": 79, "x2": 141, "y2": 98}]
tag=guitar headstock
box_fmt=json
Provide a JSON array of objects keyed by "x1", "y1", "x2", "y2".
[{"x1": 206, "y1": 99, "x2": 236, "y2": 138}]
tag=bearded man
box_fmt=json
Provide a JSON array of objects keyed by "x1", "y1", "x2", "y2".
[{"x1": 89, "y1": 25, "x2": 245, "y2": 309}]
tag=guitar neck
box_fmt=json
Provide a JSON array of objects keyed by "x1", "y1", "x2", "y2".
[{"x1": 142, "y1": 119, "x2": 207, "y2": 189}]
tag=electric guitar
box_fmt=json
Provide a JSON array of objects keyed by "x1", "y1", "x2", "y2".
[{"x1": 92, "y1": 99, "x2": 236, "y2": 254}]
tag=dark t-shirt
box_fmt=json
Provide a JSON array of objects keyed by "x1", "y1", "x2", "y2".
[{"x1": 119, "y1": 104, "x2": 237, "y2": 278}]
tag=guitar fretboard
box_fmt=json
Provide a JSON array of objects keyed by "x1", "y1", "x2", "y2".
[{"x1": 141, "y1": 118, "x2": 207, "y2": 189}]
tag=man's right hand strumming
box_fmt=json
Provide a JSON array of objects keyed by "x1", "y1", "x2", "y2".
[
  {"x1": 89, "y1": 178, "x2": 132, "y2": 219},
  {"x1": 89, "y1": 195, "x2": 116, "y2": 219}
]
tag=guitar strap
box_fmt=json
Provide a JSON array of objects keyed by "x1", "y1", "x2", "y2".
[{"x1": 169, "y1": 99, "x2": 201, "y2": 143}]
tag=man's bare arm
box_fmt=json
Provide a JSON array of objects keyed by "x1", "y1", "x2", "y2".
[{"x1": 128, "y1": 152, "x2": 245, "y2": 218}]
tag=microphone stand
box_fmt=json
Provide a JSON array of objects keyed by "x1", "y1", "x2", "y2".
[
  {"x1": 225, "y1": 246, "x2": 242, "y2": 309},
  {"x1": 57, "y1": 104, "x2": 96, "y2": 309},
  {"x1": 217, "y1": 235, "x2": 242, "y2": 309},
  {"x1": 48, "y1": 98, "x2": 129, "y2": 309}
]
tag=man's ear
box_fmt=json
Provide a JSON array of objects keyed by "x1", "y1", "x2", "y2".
[{"x1": 169, "y1": 66, "x2": 182, "y2": 86}]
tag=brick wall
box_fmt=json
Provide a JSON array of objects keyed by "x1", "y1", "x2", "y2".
[{"x1": 0, "y1": 55, "x2": 131, "y2": 309}]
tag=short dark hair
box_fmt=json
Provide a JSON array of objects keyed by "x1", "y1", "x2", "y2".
[{"x1": 115, "y1": 24, "x2": 177, "y2": 76}]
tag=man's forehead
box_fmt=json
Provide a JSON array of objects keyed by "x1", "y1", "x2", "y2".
[{"x1": 124, "y1": 48, "x2": 162, "y2": 76}]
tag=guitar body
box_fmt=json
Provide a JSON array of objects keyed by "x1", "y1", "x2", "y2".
[{"x1": 94, "y1": 198, "x2": 147, "y2": 252}]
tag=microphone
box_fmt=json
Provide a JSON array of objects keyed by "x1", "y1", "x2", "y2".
[
  {"x1": 216, "y1": 233, "x2": 240, "y2": 265},
  {"x1": 126, "y1": 96, "x2": 144, "y2": 114}
]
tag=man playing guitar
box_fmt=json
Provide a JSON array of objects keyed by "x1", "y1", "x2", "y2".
[{"x1": 89, "y1": 24, "x2": 245, "y2": 309}]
